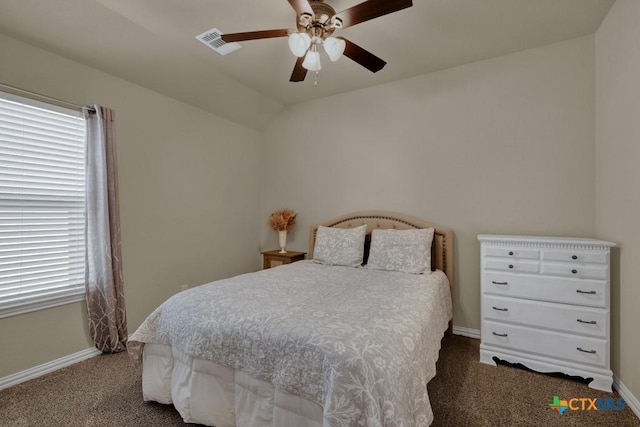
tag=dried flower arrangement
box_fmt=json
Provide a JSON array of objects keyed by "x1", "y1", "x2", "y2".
[{"x1": 269, "y1": 209, "x2": 297, "y2": 231}]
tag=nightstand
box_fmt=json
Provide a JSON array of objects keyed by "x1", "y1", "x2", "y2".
[{"x1": 261, "y1": 250, "x2": 306, "y2": 269}]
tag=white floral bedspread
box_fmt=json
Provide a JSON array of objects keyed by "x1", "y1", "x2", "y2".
[{"x1": 129, "y1": 261, "x2": 452, "y2": 427}]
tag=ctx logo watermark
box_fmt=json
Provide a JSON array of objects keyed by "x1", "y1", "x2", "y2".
[{"x1": 549, "y1": 395, "x2": 626, "y2": 415}]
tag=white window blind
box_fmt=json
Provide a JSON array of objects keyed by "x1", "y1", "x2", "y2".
[{"x1": 0, "y1": 92, "x2": 86, "y2": 318}]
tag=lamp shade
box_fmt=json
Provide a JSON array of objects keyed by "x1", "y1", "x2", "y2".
[
  {"x1": 288, "y1": 32, "x2": 311, "y2": 57},
  {"x1": 302, "y1": 49, "x2": 321, "y2": 71},
  {"x1": 323, "y1": 37, "x2": 346, "y2": 62}
]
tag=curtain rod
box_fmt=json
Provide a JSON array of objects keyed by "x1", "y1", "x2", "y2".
[{"x1": 0, "y1": 82, "x2": 95, "y2": 113}]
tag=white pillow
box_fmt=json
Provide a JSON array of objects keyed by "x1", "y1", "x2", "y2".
[
  {"x1": 313, "y1": 224, "x2": 367, "y2": 267},
  {"x1": 366, "y1": 228, "x2": 434, "y2": 274}
]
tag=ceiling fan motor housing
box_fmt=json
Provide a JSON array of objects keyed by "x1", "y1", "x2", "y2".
[
  {"x1": 297, "y1": 0, "x2": 340, "y2": 36},
  {"x1": 309, "y1": 1, "x2": 336, "y2": 18}
]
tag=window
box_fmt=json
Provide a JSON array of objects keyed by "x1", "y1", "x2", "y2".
[{"x1": 0, "y1": 91, "x2": 86, "y2": 318}]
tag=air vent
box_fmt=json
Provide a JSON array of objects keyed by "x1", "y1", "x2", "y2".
[{"x1": 195, "y1": 28, "x2": 241, "y2": 56}]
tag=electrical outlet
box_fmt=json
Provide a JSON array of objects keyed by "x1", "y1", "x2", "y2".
[{"x1": 181, "y1": 284, "x2": 189, "y2": 291}]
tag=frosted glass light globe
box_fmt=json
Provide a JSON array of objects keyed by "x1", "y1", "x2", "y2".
[
  {"x1": 302, "y1": 50, "x2": 321, "y2": 71},
  {"x1": 323, "y1": 37, "x2": 346, "y2": 62},
  {"x1": 288, "y1": 32, "x2": 311, "y2": 57}
]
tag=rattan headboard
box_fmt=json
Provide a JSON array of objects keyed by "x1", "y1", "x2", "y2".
[{"x1": 309, "y1": 211, "x2": 454, "y2": 298}]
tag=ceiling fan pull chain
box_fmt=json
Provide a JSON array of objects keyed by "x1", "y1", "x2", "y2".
[{"x1": 314, "y1": 71, "x2": 319, "y2": 87}]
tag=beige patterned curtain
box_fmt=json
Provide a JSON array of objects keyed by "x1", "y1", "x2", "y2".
[{"x1": 84, "y1": 105, "x2": 127, "y2": 353}]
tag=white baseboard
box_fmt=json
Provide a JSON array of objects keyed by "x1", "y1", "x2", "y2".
[
  {"x1": 614, "y1": 375, "x2": 640, "y2": 419},
  {"x1": 0, "y1": 346, "x2": 101, "y2": 391},
  {"x1": 453, "y1": 326, "x2": 480, "y2": 339}
]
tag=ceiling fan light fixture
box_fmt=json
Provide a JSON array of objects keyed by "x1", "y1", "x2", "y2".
[
  {"x1": 217, "y1": 0, "x2": 411, "y2": 83},
  {"x1": 323, "y1": 37, "x2": 346, "y2": 62},
  {"x1": 288, "y1": 32, "x2": 311, "y2": 57},
  {"x1": 302, "y1": 46, "x2": 321, "y2": 71}
]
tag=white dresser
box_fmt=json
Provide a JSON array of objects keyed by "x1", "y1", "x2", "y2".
[{"x1": 478, "y1": 235, "x2": 616, "y2": 391}]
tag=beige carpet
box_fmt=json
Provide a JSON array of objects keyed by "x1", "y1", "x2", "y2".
[{"x1": 0, "y1": 335, "x2": 638, "y2": 426}]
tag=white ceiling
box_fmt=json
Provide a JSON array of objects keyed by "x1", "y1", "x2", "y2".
[{"x1": 0, "y1": 0, "x2": 615, "y2": 130}]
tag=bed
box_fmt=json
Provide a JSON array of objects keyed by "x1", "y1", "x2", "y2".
[{"x1": 128, "y1": 211, "x2": 454, "y2": 426}]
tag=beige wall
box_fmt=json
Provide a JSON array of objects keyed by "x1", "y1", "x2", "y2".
[
  {"x1": 0, "y1": 34, "x2": 261, "y2": 377},
  {"x1": 260, "y1": 36, "x2": 596, "y2": 332},
  {"x1": 3, "y1": 20, "x2": 631, "y2": 399},
  {"x1": 595, "y1": 0, "x2": 640, "y2": 401}
]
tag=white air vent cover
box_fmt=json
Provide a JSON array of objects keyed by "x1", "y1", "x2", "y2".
[{"x1": 196, "y1": 28, "x2": 241, "y2": 56}]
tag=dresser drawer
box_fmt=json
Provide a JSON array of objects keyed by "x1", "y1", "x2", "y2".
[
  {"x1": 482, "y1": 321, "x2": 607, "y2": 367},
  {"x1": 484, "y1": 259, "x2": 539, "y2": 274},
  {"x1": 484, "y1": 246, "x2": 539, "y2": 260},
  {"x1": 541, "y1": 263, "x2": 608, "y2": 280},
  {"x1": 541, "y1": 250, "x2": 608, "y2": 264},
  {"x1": 482, "y1": 295, "x2": 607, "y2": 337},
  {"x1": 483, "y1": 272, "x2": 606, "y2": 308}
]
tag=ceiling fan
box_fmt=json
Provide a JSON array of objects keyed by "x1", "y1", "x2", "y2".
[{"x1": 220, "y1": 0, "x2": 413, "y2": 82}]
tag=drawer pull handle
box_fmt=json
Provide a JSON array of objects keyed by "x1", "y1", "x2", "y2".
[
  {"x1": 492, "y1": 281, "x2": 508, "y2": 285},
  {"x1": 492, "y1": 306, "x2": 508, "y2": 312},
  {"x1": 492, "y1": 332, "x2": 508, "y2": 337},
  {"x1": 572, "y1": 255, "x2": 578, "y2": 260},
  {"x1": 577, "y1": 319, "x2": 597, "y2": 325},
  {"x1": 577, "y1": 347, "x2": 597, "y2": 354},
  {"x1": 576, "y1": 289, "x2": 596, "y2": 295},
  {"x1": 572, "y1": 269, "x2": 578, "y2": 274},
  {"x1": 508, "y1": 251, "x2": 514, "y2": 256},
  {"x1": 508, "y1": 264, "x2": 514, "y2": 269}
]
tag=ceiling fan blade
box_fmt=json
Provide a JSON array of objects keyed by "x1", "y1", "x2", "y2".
[
  {"x1": 287, "y1": 0, "x2": 313, "y2": 16},
  {"x1": 290, "y1": 57, "x2": 308, "y2": 82},
  {"x1": 342, "y1": 38, "x2": 386, "y2": 73},
  {"x1": 221, "y1": 29, "x2": 289, "y2": 43},
  {"x1": 335, "y1": 0, "x2": 412, "y2": 29}
]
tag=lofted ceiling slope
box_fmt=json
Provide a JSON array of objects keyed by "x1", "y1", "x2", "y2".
[{"x1": 0, "y1": 0, "x2": 615, "y2": 130}]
